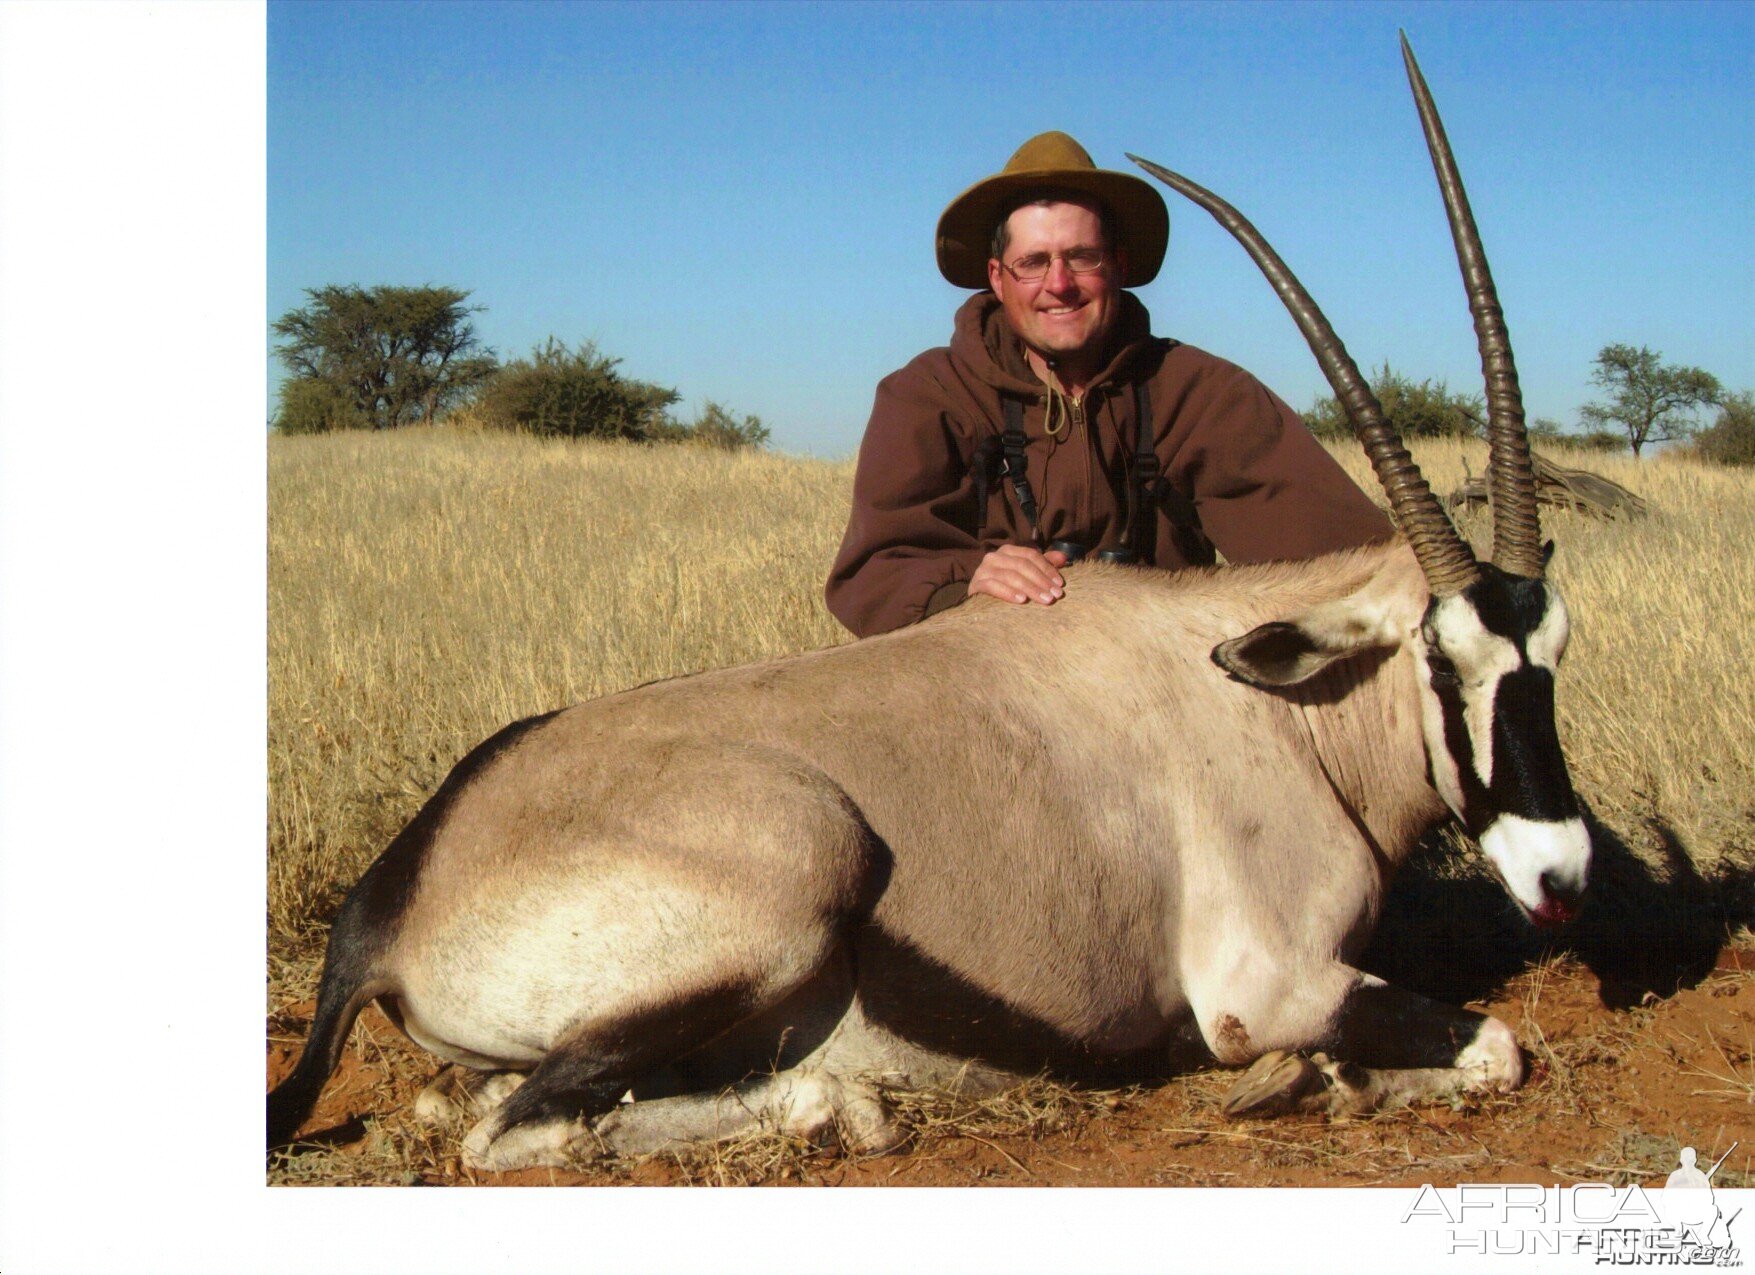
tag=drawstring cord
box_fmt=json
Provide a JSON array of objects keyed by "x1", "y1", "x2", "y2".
[{"x1": 1039, "y1": 365, "x2": 1080, "y2": 441}]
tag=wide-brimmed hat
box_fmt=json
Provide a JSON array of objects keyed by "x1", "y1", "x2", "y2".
[{"x1": 936, "y1": 131, "x2": 1169, "y2": 290}]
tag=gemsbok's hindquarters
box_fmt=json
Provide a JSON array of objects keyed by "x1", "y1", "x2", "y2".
[{"x1": 269, "y1": 37, "x2": 1594, "y2": 1171}]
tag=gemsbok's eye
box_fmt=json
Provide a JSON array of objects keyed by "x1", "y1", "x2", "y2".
[{"x1": 1427, "y1": 655, "x2": 1461, "y2": 689}]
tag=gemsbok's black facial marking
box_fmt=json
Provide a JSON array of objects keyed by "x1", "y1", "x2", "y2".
[
  {"x1": 1474, "y1": 570, "x2": 1576, "y2": 824},
  {"x1": 1421, "y1": 564, "x2": 1581, "y2": 839},
  {"x1": 1425, "y1": 639, "x2": 1491, "y2": 833},
  {"x1": 1468, "y1": 566, "x2": 1552, "y2": 643},
  {"x1": 1488, "y1": 665, "x2": 1579, "y2": 824}
]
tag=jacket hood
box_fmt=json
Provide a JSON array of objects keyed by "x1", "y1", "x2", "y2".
[{"x1": 949, "y1": 290, "x2": 1161, "y2": 398}]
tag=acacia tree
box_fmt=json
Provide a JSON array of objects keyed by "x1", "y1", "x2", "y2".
[
  {"x1": 473, "y1": 338, "x2": 680, "y2": 439},
  {"x1": 1305, "y1": 363, "x2": 1482, "y2": 440},
  {"x1": 1578, "y1": 343, "x2": 1721, "y2": 458},
  {"x1": 272, "y1": 285, "x2": 497, "y2": 432}
]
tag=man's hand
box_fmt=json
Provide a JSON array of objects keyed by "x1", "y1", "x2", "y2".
[{"x1": 968, "y1": 544, "x2": 1069, "y2": 606}]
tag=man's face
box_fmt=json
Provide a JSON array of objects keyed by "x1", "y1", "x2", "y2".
[{"x1": 987, "y1": 200, "x2": 1127, "y2": 370}]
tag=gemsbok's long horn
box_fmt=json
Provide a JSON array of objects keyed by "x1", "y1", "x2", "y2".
[
  {"x1": 1400, "y1": 32, "x2": 1545, "y2": 579},
  {"x1": 1125, "y1": 154, "x2": 1482, "y2": 597}
]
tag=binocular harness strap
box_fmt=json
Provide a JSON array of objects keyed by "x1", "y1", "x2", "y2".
[
  {"x1": 991, "y1": 382, "x2": 1160, "y2": 561},
  {"x1": 1125, "y1": 379, "x2": 1159, "y2": 560},
  {"x1": 999, "y1": 395, "x2": 1043, "y2": 545}
]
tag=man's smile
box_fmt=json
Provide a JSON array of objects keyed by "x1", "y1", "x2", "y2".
[{"x1": 985, "y1": 202, "x2": 1126, "y2": 390}]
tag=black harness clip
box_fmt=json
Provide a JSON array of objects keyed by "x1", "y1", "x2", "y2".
[{"x1": 999, "y1": 398, "x2": 1043, "y2": 542}]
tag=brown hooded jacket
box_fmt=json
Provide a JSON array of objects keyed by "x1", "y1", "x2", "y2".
[{"x1": 825, "y1": 292, "x2": 1393, "y2": 637}]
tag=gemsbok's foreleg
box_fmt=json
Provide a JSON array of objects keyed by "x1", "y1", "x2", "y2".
[{"x1": 1210, "y1": 969, "x2": 1524, "y2": 1118}]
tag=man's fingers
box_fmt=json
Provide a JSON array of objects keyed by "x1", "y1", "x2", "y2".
[
  {"x1": 989, "y1": 545, "x2": 1066, "y2": 585},
  {"x1": 971, "y1": 575, "x2": 1053, "y2": 604},
  {"x1": 969, "y1": 574, "x2": 1044, "y2": 604},
  {"x1": 971, "y1": 546, "x2": 1066, "y2": 605}
]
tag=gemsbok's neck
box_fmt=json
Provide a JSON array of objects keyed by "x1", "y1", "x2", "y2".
[{"x1": 1294, "y1": 632, "x2": 1448, "y2": 873}]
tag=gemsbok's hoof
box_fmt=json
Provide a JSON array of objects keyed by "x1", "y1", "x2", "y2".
[
  {"x1": 461, "y1": 1112, "x2": 601, "y2": 1173},
  {"x1": 835, "y1": 1088, "x2": 909, "y2": 1157},
  {"x1": 413, "y1": 1066, "x2": 527, "y2": 1129},
  {"x1": 1221, "y1": 1049, "x2": 1323, "y2": 1117}
]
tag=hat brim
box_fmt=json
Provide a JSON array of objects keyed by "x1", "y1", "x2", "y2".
[{"x1": 936, "y1": 167, "x2": 1169, "y2": 290}]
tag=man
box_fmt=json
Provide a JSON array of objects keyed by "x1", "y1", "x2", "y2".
[{"x1": 825, "y1": 131, "x2": 1392, "y2": 638}]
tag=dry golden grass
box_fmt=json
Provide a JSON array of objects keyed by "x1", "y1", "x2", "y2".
[
  {"x1": 268, "y1": 427, "x2": 852, "y2": 961},
  {"x1": 268, "y1": 425, "x2": 1754, "y2": 1186},
  {"x1": 270, "y1": 427, "x2": 1754, "y2": 961},
  {"x1": 271, "y1": 428, "x2": 1753, "y2": 962}
]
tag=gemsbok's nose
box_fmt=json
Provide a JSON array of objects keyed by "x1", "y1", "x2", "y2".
[{"x1": 1533, "y1": 866, "x2": 1584, "y2": 927}]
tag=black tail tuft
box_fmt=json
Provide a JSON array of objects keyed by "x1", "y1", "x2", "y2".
[
  {"x1": 267, "y1": 1052, "x2": 333, "y2": 1150},
  {"x1": 267, "y1": 973, "x2": 390, "y2": 1147},
  {"x1": 267, "y1": 886, "x2": 392, "y2": 1149}
]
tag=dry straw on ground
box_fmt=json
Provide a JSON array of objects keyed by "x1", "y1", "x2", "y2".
[{"x1": 268, "y1": 426, "x2": 1754, "y2": 1185}]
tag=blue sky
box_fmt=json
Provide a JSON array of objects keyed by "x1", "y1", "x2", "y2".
[{"x1": 270, "y1": 0, "x2": 1752, "y2": 455}]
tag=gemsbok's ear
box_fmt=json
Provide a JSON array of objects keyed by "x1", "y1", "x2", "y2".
[{"x1": 1211, "y1": 593, "x2": 1400, "y2": 688}]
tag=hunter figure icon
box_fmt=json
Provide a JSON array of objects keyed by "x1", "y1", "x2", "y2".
[{"x1": 1663, "y1": 1144, "x2": 1740, "y2": 1249}]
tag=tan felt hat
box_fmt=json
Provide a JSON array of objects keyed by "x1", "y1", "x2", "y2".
[{"x1": 935, "y1": 131, "x2": 1169, "y2": 290}]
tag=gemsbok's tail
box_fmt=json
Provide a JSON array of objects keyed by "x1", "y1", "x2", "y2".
[
  {"x1": 268, "y1": 711, "x2": 562, "y2": 1150},
  {"x1": 266, "y1": 883, "x2": 394, "y2": 1149}
]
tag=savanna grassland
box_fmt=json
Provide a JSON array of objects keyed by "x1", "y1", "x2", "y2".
[{"x1": 268, "y1": 426, "x2": 1754, "y2": 1188}]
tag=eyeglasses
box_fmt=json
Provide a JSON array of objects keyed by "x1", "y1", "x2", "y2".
[{"x1": 999, "y1": 247, "x2": 1109, "y2": 284}]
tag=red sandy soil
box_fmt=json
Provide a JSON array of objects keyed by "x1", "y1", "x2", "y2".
[{"x1": 267, "y1": 946, "x2": 1752, "y2": 1189}]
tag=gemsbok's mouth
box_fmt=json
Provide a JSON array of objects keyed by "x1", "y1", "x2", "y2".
[
  {"x1": 1478, "y1": 814, "x2": 1591, "y2": 930},
  {"x1": 1529, "y1": 891, "x2": 1580, "y2": 929}
]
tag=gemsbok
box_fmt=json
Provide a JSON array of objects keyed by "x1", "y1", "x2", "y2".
[{"x1": 269, "y1": 36, "x2": 1591, "y2": 1171}]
